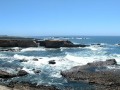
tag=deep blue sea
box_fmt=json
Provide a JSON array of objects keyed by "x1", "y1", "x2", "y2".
[{"x1": 0, "y1": 36, "x2": 120, "y2": 90}]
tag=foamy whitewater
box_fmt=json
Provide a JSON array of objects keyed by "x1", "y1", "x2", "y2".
[{"x1": 0, "y1": 36, "x2": 120, "y2": 89}]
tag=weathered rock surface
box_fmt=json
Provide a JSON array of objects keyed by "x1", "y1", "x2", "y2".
[
  {"x1": 61, "y1": 59, "x2": 120, "y2": 90},
  {"x1": 0, "y1": 70, "x2": 28, "y2": 78},
  {"x1": 0, "y1": 40, "x2": 38, "y2": 47},
  {"x1": 38, "y1": 40, "x2": 88, "y2": 48}
]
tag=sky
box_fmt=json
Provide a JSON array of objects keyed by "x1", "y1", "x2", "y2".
[{"x1": 0, "y1": 0, "x2": 120, "y2": 36}]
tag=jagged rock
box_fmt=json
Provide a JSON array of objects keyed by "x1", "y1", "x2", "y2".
[
  {"x1": 61, "y1": 59, "x2": 120, "y2": 89},
  {"x1": 49, "y1": 60, "x2": 56, "y2": 64}
]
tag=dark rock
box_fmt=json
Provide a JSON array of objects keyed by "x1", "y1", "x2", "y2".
[
  {"x1": 91, "y1": 43, "x2": 101, "y2": 46},
  {"x1": 33, "y1": 58, "x2": 39, "y2": 61},
  {"x1": 17, "y1": 70, "x2": 28, "y2": 76},
  {"x1": 0, "y1": 39, "x2": 38, "y2": 47},
  {"x1": 36, "y1": 40, "x2": 46, "y2": 46},
  {"x1": 33, "y1": 69, "x2": 41, "y2": 74},
  {"x1": 61, "y1": 59, "x2": 120, "y2": 89},
  {"x1": 0, "y1": 69, "x2": 28, "y2": 78},
  {"x1": 37, "y1": 40, "x2": 89, "y2": 48},
  {"x1": 19, "y1": 59, "x2": 28, "y2": 62},
  {"x1": 86, "y1": 59, "x2": 117, "y2": 67},
  {"x1": 0, "y1": 70, "x2": 16, "y2": 78},
  {"x1": 49, "y1": 60, "x2": 56, "y2": 64}
]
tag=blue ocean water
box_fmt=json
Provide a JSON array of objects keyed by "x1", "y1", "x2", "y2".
[{"x1": 0, "y1": 36, "x2": 120, "y2": 90}]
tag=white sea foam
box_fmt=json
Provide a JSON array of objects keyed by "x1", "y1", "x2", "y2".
[
  {"x1": 21, "y1": 47, "x2": 46, "y2": 52},
  {"x1": 86, "y1": 46, "x2": 103, "y2": 51},
  {"x1": 85, "y1": 45, "x2": 109, "y2": 51},
  {"x1": 22, "y1": 67, "x2": 34, "y2": 74},
  {"x1": 65, "y1": 54, "x2": 98, "y2": 65},
  {"x1": 14, "y1": 54, "x2": 35, "y2": 60},
  {"x1": 12, "y1": 51, "x2": 120, "y2": 85},
  {"x1": 76, "y1": 37, "x2": 82, "y2": 39}
]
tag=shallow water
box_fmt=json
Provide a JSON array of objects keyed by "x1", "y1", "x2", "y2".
[{"x1": 0, "y1": 36, "x2": 120, "y2": 89}]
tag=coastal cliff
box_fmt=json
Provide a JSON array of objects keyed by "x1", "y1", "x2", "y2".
[{"x1": 0, "y1": 39, "x2": 37, "y2": 47}]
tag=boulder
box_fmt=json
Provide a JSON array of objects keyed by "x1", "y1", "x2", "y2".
[
  {"x1": 49, "y1": 60, "x2": 56, "y2": 64},
  {"x1": 33, "y1": 58, "x2": 39, "y2": 61},
  {"x1": 19, "y1": 59, "x2": 28, "y2": 62},
  {"x1": 17, "y1": 70, "x2": 28, "y2": 76}
]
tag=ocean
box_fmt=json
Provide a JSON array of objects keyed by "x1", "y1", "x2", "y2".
[{"x1": 0, "y1": 36, "x2": 120, "y2": 89}]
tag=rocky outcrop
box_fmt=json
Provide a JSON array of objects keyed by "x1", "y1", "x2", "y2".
[
  {"x1": 61, "y1": 59, "x2": 120, "y2": 90},
  {"x1": 38, "y1": 40, "x2": 88, "y2": 48},
  {"x1": 0, "y1": 38, "x2": 88, "y2": 48},
  {"x1": 0, "y1": 70, "x2": 28, "y2": 78},
  {"x1": 0, "y1": 39, "x2": 38, "y2": 47}
]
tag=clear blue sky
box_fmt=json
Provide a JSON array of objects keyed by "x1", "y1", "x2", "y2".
[{"x1": 0, "y1": 0, "x2": 120, "y2": 36}]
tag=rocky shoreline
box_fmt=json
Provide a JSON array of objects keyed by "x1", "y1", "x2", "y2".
[
  {"x1": 0, "y1": 66, "x2": 59, "y2": 90},
  {"x1": 0, "y1": 36, "x2": 120, "y2": 90},
  {"x1": 61, "y1": 59, "x2": 120, "y2": 90},
  {"x1": 0, "y1": 36, "x2": 89, "y2": 48},
  {"x1": 0, "y1": 82, "x2": 59, "y2": 90}
]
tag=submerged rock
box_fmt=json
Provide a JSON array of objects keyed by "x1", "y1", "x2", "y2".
[
  {"x1": 49, "y1": 60, "x2": 56, "y2": 64},
  {"x1": 61, "y1": 59, "x2": 120, "y2": 89}
]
